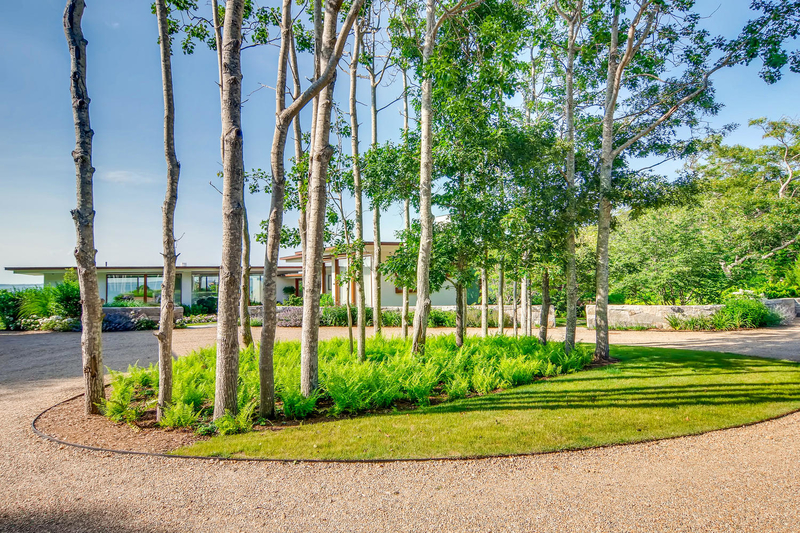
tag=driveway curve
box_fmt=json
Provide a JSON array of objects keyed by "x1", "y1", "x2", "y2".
[{"x1": 1, "y1": 324, "x2": 799, "y2": 532}]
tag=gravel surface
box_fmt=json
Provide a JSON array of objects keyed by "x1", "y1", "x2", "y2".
[{"x1": 1, "y1": 324, "x2": 800, "y2": 532}]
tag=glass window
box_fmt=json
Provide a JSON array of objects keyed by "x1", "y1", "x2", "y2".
[
  {"x1": 192, "y1": 275, "x2": 219, "y2": 304},
  {"x1": 106, "y1": 273, "x2": 181, "y2": 306},
  {"x1": 249, "y1": 275, "x2": 263, "y2": 305}
]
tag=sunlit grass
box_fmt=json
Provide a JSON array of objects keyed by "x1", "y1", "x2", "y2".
[{"x1": 176, "y1": 346, "x2": 800, "y2": 460}]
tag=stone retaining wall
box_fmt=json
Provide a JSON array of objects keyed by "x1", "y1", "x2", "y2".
[
  {"x1": 103, "y1": 306, "x2": 184, "y2": 320},
  {"x1": 586, "y1": 298, "x2": 797, "y2": 329},
  {"x1": 250, "y1": 304, "x2": 556, "y2": 327}
]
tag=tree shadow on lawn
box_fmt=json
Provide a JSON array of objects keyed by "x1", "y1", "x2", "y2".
[{"x1": 424, "y1": 347, "x2": 800, "y2": 415}]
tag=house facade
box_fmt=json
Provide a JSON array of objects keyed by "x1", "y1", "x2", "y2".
[{"x1": 5, "y1": 242, "x2": 466, "y2": 308}]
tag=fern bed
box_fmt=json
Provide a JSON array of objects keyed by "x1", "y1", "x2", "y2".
[{"x1": 102, "y1": 335, "x2": 593, "y2": 436}]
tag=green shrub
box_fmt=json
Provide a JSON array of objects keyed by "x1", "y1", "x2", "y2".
[
  {"x1": 445, "y1": 372, "x2": 470, "y2": 399},
  {"x1": 159, "y1": 402, "x2": 200, "y2": 429},
  {"x1": 279, "y1": 389, "x2": 319, "y2": 419},
  {"x1": 0, "y1": 290, "x2": 19, "y2": 330},
  {"x1": 428, "y1": 309, "x2": 456, "y2": 327},
  {"x1": 282, "y1": 294, "x2": 303, "y2": 306},
  {"x1": 320, "y1": 293, "x2": 335, "y2": 307},
  {"x1": 471, "y1": 366, "x2": 503, "y2": 394}
]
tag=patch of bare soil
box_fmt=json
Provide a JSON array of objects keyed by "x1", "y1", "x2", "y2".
[{"x1": 34, "y1": 395, "x2": 205, "y2": 454}]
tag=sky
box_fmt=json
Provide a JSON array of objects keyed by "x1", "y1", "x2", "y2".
[{"x1": 0, "y1": 0, "x2": 797, "y2": 285}]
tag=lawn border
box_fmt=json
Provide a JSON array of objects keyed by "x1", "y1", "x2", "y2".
[{"x1": 32, "y1": 385, "x2": 800, "y2": 464}]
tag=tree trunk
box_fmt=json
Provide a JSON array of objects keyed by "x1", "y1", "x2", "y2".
[
  {"x1": 402, "y1": 199, "x2": 410, "y2": 339},
  {"x1": 372, "y1": 212, "x2": 382, "y2": 334},
  {"x1": 64, "y1": 0, "x2": 104, "y2": 415},
  {"x1": 370, "y1": 67, "x2": 382, "y2": 335},
  {"x1": 520, "y1": 275, "x2": 528, "y2": 337},
  {"x1": 401, "y1": 70, "x2": 411, "y2": 340},
  {"x1": 481, "y1": 266, "x2": 488, "y2": 337},
  {"x1": 498, "y1": 262, "x2": 504, "y2": 335},
  {"x1": 349, "y1": 22, "x2": 367, "y2": 362},
  {"x1": 411, "y1": 0, "x2": 437, "y2": 354},
  {"x1": 594, "y1": 9, "x2": 620, "y2": 363},
  {"x1": 154, "y1": 0, "x2": 180, "y2": 421},
  {"x1": 214, "y1": 0, "x2": 245, "y2": 420},
  {"x1": 539, "y1": 268, "x2": 550, "y2": 346},
  {"x1": 455, "y1": 281, "x2": 464, "y2": 347},
  {"x1": 512, "y1": 279, "x2": 518, "y2": 337},
  {"x1": 300, "y1": 0, "x2": 342, "y2": 396},
  {"x1": 240, "y1": 203, "x2": 253, "y2": 346},
  {"x1": 562, "y1": 4, "x2": 580, "y2": 355}
]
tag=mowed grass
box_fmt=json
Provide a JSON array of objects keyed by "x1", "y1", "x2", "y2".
[{"x1": 175, "y1": 346, "x2": 800, "y2": 460}]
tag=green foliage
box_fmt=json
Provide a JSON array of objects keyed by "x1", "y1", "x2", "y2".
[
  {"x1": 281, "y1": 295, "x2": 303, "y2": 306},
  {"x1": 159, "y1": 402, "x2": 201, "y2": 429},
  {"x1": 0, "y1": 290, "x2": 18, "y2": 330},
  {"x1": 319, "y1": 293, "x2": 335, "y2": 307},
  {"x1": 108, "y1": 335, "x2": 592, "y2": 432}
]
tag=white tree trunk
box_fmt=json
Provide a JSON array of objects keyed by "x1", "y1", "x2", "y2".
[
  {"x1": 520, "y1": 275, "x2": 528, "y2": 337},
  {"x1": 154, "y1": 0, "x2": 180, "y2": 420},
  {"x1": 64, "y1": 0, "x2": 104, "y2": 415},
  {"x1": 214, "y1": 0, "x2": 246, "y2": 419},
  {"x1": 401, "y1": 69, "x2": 411, "y2": 340},
  {"x1": 455, "y1": 281, "x2": 465, "y2": 347},
  {"x1": 512, "y1": 279, "x2": 517, "y2": 337},
  {"x1": 411, "y1": 0, "x2": 437, "y2": 354},
  {"x1": 240, "y1": 204, "x2": 253, "y2": 346},
  {"x1": 301, "y1": 0, "x2": 343, "y2": 397},
  {"x1": 539, "y1": 268, "x2": 550, "y2": 346},
  {"x1": 481, "y1": 266, "x2": 488, "y2": 336},
  {"x1": 497, "y1": 262, "x2": 504, "y2": 335},
  {"x1": 349, "y1": 22, "x2": 367, "y2": 362}
]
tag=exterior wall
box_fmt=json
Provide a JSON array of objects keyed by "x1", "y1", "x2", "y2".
[
  {"x1": 586, "y1": 299, "x2": 797, "y2": 329},
  {"x1": 181, "y1": 274, "x2": 193, "y2": 306}
]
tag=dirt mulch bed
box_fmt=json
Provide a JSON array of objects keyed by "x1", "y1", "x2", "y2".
[{"x1": 34, "y1": 395, "x2": 205, "y2": 454}]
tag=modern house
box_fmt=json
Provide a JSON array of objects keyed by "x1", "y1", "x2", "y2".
[{"x1": 5, "y1": 242, "x2": 466, "y2": 308}]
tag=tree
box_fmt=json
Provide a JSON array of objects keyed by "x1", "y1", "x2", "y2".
[
  {"x1": 585, "y1": 0, "x2": 759, "y2": 361},
  {"x1": 405, "y1": 0, "x2": 485, "y2": 354},
  {"x1": 259, "y1": 0, "x2": 364, "y2": 413},
  {"x1": 64, "y1": 0, "x2": 104, "y2": 415},
  {"x1": 348, "y1": 14, "x2": 367, "y2": 361},
  {"x1": 214, "y1": 0, "x2": 246, "y2": 420},
  {"x1": 299, "y1": 0, "x2": 367, "y2": 397},
  {"x1": 153, "y1": 0, "x2": 182, "y2": 421}
]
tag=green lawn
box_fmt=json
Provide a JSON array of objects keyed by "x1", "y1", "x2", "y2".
[{"x1": 175, "y1": 345, "x2": 800, "y2": 460}]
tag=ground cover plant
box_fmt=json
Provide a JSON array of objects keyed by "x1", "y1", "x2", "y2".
[
  {"x1": 101, "y1": 335, "x2": 592, "y2": 433},
  {"x1": 176, "y1": 346, "x2": 800, "y2": 460}
]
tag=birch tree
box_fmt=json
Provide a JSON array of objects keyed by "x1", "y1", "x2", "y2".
[
  {"x1": 589, "y1": 0, "x2": 747, "y2": 361},
  {"x1": 260, "y1": 0, "x2": 365, "y2": 402},
  {"x1": 214, "y1": 0, "x2": 246, "y2": 419},
  {"x1": 408, "y1": 0, "x2": 488, "y2": 354},
  {"x1": 64, "y1": 0, "x2": 104, "y2": 415},
  {"x1": 154, "y1": 0, "x2": 181, "y2": 420},
  {"x1": 348, "y1": 17, "x2": 368, "y2": 361}
]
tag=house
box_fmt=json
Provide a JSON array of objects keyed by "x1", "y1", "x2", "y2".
[{"x1": 5, "y1": 242, "x2": 467, "y2": 308}]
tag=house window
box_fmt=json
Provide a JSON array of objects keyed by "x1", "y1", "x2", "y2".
[
  {"x1": 106, "y1": 273, "x2": 180, "y2": 305},
  {"x1": 192, "y1": 275, "x2": 219, "y2": 305}
]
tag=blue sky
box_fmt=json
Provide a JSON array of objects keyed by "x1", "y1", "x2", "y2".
[{"x1": 0, "y1": 0, "x2": 797, "y2": 285}]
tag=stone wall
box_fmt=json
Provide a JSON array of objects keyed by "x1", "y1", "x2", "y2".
[
  {"x1": 103, "y1": 306, "x2": 184, "y2": 320},
  {"x1": 586, "y1": 298, "x2": 797, "y2": 329},
  {"x1": 586, "y1": 304, "x2": 721, "y2": 329},
  {"x1": 251, "y1": 304, "x2": 557, "y2": 327},
  {"x1": 764, "y1": 298, "x2": 798, "y2": 324}
]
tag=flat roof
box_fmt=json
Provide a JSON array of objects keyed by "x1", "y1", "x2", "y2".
[{"x1": 6, "y1": 265, "x2": 301, "y2": 275}]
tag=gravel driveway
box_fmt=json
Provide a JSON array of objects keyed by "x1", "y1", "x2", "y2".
[{"x1": 1, "y1": 324, "x2": 799, "y2": 532}]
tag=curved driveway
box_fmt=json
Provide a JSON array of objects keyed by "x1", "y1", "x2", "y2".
[{"x1": 1, "y1": 324, "x2": 799, "y2": 532}]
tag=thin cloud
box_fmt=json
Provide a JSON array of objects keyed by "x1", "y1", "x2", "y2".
[{"x1": 98, "y1": 170, "x2": 156, "y2": 184}]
